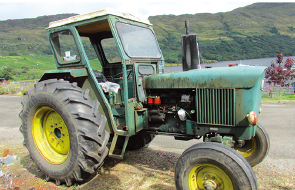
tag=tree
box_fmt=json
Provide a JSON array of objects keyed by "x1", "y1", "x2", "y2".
[
  {"x1": 0, "y1": 67, "x2": 14, "y2": 80},
  {"x1": 265, "y1": 53, "x2": 295, "y2": 97},
  {"x1": 270, "y1": 27, "x2": 279, "y2": 34},
  {"x1": 21, "y1": 65, "x2": 29, "y2": 73}
]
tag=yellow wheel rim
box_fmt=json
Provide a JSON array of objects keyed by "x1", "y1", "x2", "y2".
[
  {"x1": 188, "y1": 164, "x2": 234, "y2": 190},
  {"x1": 32, "y1": 106, "x2": 70, "y2": 164},
  {"x1": 234, "y1": 138, "x2": 257, "y2": 158}
]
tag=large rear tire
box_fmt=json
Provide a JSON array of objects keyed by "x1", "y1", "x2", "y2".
[
  {"x1": 19, "y1": 79, "x2": 110, "y2": 186},
  {"x1": 234, "y1": 124, "x2": 270, "y2": 167},
  {"x1": 175, "y1": 142, "x2": 257, "y2": 190}
]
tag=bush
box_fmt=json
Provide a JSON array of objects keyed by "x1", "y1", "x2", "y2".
[
  {"x1": 22, "y1": 84, "x2": 34, "y2": 95},
  {"x1": 265, "y1": 53, "x2": 295, "y2": 97},
  {"x1": 9, "y1": 52, "x2": 18, "y2": 56},
  {"x1": 0, "y1": 86, "x2": 8, "y2": 95},
  {"x1": 8, "y1": 84, "x2": 22, "y2": 94},
  {"x1": 0, "y1": 84, "x2": 23, "y2": 94},
  {"x1": 0, "y1": 67, "x2": 14, "y2": 80}
]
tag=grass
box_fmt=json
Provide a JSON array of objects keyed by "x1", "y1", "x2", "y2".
[
  {"x1": 0, "y1": 55, "x2": 102, "y2": 81},
  {"x1": 0, "y1": 55, "x2": 56, "y2": 80},
  {"x1": 262, "y1": 93, "x2": 295, "y2": 101}
]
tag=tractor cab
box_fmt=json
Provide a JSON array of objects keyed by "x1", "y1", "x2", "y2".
[
  {"x1": 44, "y1": 9, "x2": 165, "y2": 158},
  {"x1": 46, "y1": 9, "x2": 163, "y2": 105}
]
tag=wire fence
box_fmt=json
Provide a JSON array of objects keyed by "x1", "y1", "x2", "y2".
[
  {"x1": 1, "y1": 79, "x2": 295, "y2": 95},
  {"x1": 0, "y1": 80, "x2": 37, "y2": 94},
  {"x1": 263, "y1": 81, "x2": 295, "y2": 95},
  {"x1": 1, "y1": 80, "x2": 37, "y2": 87}
]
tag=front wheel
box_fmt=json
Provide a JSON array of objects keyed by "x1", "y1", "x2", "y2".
[
  {"x1": 175, "y1": 142, "x2": 257, "y2": 190},
  {"x1": 234, "y1": 124, "x2": 270, "y2": 167},
  {"x1": 19, "y1": 79, "x2": 110, "y2": 186}
]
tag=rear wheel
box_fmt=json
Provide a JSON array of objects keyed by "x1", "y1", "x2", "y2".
[
  {"x1": 175, "y1": 142, "x2": 257, "y2": 190},
  {"x1": 234, "y1": 124, "x2": 270, "y2": 167},
  {"x1": 19, "y1": 79, "x2": 110, "y2": 186}
]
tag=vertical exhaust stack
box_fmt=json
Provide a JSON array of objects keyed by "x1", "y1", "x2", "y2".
[{"x1": 181, "y1": 20, "x2": 201, "y2": 71}]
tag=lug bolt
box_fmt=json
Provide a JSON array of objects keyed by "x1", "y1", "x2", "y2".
[
  {"x1": 59, "y1": 127, "x2": 62, "y2": 129},
  {"x1": 52, "y1": 138, "x2": 55, "y2": 141},
  {"x1": 61, "y1": 140, "x2": 64, "y2": 143},
  {"x1": 50, "y1": 125, "x2": 53, "y2": 128},
  {"x1": 56, "y1": 141, "x2": 59, "y2": 144},
  {"x1": 212, "y1": 176, "x2": 215, "y2": 180}
]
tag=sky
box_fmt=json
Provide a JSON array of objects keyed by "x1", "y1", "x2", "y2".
[{"x1": 0, "y1": 0, "x2": 290, "y2": 21}]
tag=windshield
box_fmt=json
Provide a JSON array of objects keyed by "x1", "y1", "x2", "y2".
[{"x1": 116, "y1": 22, "x2": 161, "y2": 58}]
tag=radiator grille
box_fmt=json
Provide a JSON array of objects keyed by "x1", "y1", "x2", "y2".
[{"x1": 196, "y1": 89, "x2": 235, "y2": 126}]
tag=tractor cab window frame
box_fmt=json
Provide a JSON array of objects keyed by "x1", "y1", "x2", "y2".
[
  {"x1": 138, "y1": 65, "x2": 155, "y2": 75},
  {"x1": 50, "y1": 30, "x2": 81, "y2": 65},
  {"x1": 116, "y1": 22, "x2": 162, "y2": 58}
]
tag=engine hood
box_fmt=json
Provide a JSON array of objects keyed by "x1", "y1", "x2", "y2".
[{"x1": 144, "y1": 66, "x2": 266, "y2": 89}]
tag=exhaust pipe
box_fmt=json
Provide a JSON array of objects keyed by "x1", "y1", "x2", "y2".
[{"x1": 181, "y1": 20, "x2": 201, "y2": 71}]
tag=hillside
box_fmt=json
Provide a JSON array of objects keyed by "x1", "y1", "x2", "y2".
[
  {"x1": 150, "y1": 3, "x2": 295, "y2": 62},
  {"x1": 0, "y1": 14, "x2": 76, "y2": 56},
  {"x1": 1, "y1": 3, "x2": 295, "y2": 80}
]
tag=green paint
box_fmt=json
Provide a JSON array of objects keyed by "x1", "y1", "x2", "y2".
[{"x1": 144, "y1": 66, "x2": 266, "y2": 89}]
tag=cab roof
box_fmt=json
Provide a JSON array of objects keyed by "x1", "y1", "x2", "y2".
[{"x1": 47, "y1": 8, "x2": 151, "y2": 29}]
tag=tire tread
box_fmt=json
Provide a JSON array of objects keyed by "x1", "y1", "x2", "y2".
[{"x1": 19, "y1": 79, "x2": 109, "y2": 186}]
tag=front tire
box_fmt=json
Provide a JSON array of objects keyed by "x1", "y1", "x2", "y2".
[
  {"x1": 234, "y1": 124, "x2": 270, "y2": 167},
  {"x1": 175, "y1": 142, "x2": 257, "y2": 190},
  {"x1": 19, "y1": 79, "x2": 109, "y2": 186}
]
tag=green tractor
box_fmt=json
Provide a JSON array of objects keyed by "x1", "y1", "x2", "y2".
[{"x1": 20, "y1": 9, "x2": 269, "y2": 189}]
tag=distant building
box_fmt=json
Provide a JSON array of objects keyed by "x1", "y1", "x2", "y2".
[{"x1": 0, "y1": 78, "x2": 10, "y2": 85}]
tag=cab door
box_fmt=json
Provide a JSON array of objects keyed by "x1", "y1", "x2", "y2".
[{"x1": 134, "y1": 63, "x2": 156, "y2": 103}]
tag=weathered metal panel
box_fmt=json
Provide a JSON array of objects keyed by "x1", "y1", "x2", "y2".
[
  {"x1": 144, "y1": 66, "x2": 266, "y2": 89},
  {"x1": 235, "y1": 72, "x2": 265, "y2": 127},
  {"x1": 42, "y1": 68, "x2": 88, "y2": 77},
  {"x1": 47, "y1": 8, "x2": 151, "y2": 30},
  {"x1": 135, "y1": 109, "x2": 148, "y2": 132}
]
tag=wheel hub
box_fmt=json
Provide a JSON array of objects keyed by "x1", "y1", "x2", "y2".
[
  {"x1": 32, "y1": 106, "x2": 70, "y2": 164},
  {"x1": 234, "y1": 137, "x2": 257, "y2": 158},
  {"x1": 188, "y1": 164, "x2": 233, "y2": 190},
  {"x1": 54, "y1": 128, "x2": 62, "y2": 138},
  {"x1": 44, "y1": 111, "x2": 70, "y2": 155},
  {"x1": 203, "y1": 179, "x2": 217, "y2": 190}
]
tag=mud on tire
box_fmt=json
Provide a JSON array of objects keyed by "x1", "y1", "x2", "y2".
[{"x1": 19, "y1": 79, "x2": 110, "y2": 186}]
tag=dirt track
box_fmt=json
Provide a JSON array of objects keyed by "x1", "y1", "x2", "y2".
[{"x1": 0, "y1": 95, "x2": 294, "y2": 189}]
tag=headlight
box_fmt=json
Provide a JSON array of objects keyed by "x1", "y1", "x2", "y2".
[{"x1": 247, "y1": 111, "x2": 257, "y2": 126}]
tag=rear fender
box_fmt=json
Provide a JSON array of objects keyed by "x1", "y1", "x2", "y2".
[{"x1": 40, "y1": 68, "x2": 118, "y2": 134}]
